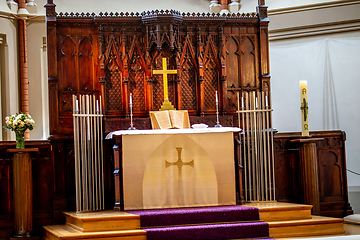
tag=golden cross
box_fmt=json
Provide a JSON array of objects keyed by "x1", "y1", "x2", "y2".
[
  {"x1": 153, "y1": 58, "x2": 177, "y2": 110},
  {"x1": 165, "y1": 147, "x2": 194, "y2": 206},
  {"x1": 165, "y1": 147, "x2": 194, "y2": 171}
]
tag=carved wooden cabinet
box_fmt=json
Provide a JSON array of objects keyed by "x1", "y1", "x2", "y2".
[{"x1": 274, "y1": 131, "x2": 353, "y2": 218}]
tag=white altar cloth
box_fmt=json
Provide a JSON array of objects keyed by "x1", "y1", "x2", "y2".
[
  {"x1": 107, "y1": 127, "x2": 241, "y2": 210},
  {"x1": 106, "y1": 127, "x2": 241, "y2": 138}
]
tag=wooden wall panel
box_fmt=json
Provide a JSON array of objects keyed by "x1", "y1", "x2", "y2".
[
  {"x1": 47, "y1": 11, "x2": 268, "y2": 136},
  {"x1": 0, "y1": 155, "x2": 11, "y2": 214}
]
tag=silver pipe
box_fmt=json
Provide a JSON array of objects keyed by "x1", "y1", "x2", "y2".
[
  {"x1": 261, "y1": 91, "x2": 269, "y2": 201},
  {"x1": 93, "y1": 96, "x2": 98, "y2": 210},
  {"x1": 270, "y1": 92, "x2": 276, "y2": 201},
  {"x1": 253, "y1": 92, "x2": 260, "y2": 201},
  {"x1": 250, "y1": 92, "x2": 255, "y2": 201},
  {"x1": 79, "y1": 95, "x2": 84, "y2": 211},
  {"x1": 241, "y1": 92, "x2": 247, "y2": 201},
  {"x1": 100, "y1": 95, "x2": 105, "y2": 209},
  {"x1": 96, "y1": 97, "x2": 101, "y2": 210},
  {"x1": 86, "y1": 95, "x2": 93, "y2": 210},
  {"x1": 257, "y1": 91, "x2": 264, "y2": 201},
  {"x1": 83, "y1": 95, "x2": 89, "y2": 211},
  {"x1": 91, "y1": 95, "x2": 98, "y2": 210},
  {"x1": 90, "y1": 95, "x2": 95, "y2": 210},
  {"x1": 73, "y1": 95, "x2": 80, "y2": 212},
  {"x1": 245, "y1": 92, "x2": 251, "y2": 201}
]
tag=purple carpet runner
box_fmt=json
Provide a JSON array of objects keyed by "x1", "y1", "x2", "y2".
[{"x1": 127, "y1": 205, "x2": 272, "y2": 240}]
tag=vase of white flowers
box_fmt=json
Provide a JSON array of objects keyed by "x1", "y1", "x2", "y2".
[{"x1": 4, "y1": 113, "x2": 35, "y2": 149}]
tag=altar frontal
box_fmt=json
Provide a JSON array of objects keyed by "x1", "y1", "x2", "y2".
[{"x1": 120, "y1": 129, "x2": 237, "y2": 210}]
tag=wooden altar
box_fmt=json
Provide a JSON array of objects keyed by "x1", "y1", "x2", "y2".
[
  {"x1": 107, "y1": 128, "x2": 240, "y2": 210},
  {"x1": 44, "y1": 0, "x2": 270, "y2": 219}
]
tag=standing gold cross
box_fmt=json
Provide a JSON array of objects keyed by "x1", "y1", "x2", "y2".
[{"x1": 153, "y1": 58, "x2": 177, "y2": 110}]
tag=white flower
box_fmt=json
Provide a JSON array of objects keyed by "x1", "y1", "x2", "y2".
[{"x1": 4, "y1": 113, "x2": 35, "y2": 132}]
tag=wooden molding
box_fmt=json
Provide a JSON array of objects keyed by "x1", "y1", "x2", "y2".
[
  {"x1": 268, "y1": 0, "x2": 360, "y2": 16},
  {"x1": 268, "y1": 1, "x2": 360, "y2": 41},
  {"x1": 269, "y1": 19, "x2": 360, "y2": 41}
]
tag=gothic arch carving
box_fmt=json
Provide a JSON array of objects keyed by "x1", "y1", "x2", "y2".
[
  {"x1": 203, "y1": 38, "x2": 220, "y2": 110},
  {"x1": 180, "y1": 37, "x2": 198, "y2": 110},
  {"x1": 128, "y1": 36, "x2": 147, "y2": 111},
  {"x1": 79, "y1": 37, "x2": 94, "y2": 91},
  {"x1": 320, "y1": 151, "x2": 343, "y2": 199},
  {"x1": 240, "y1": 35, "x2": 257, "y2": 89}
]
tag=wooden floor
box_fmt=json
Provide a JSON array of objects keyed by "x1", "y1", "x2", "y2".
[
  {"x1": 274, "y1": 224, "x2": 360, "y2": 239},
  {"x1": 244, "y1": 202, "x2": 345, "y2": 239},
  {"x1": 42, "y1": 202, "x2": 351, "y2": 240},
  {"x1": 344, "y1": 223, "x2": 360, "y2": 235}
]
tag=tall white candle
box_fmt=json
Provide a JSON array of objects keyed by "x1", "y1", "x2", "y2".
[
  {"x1": 215, "y1": 91, "x2": 218, "y2": 103},
  {"x1": 265, "y1": 95, "x2": 268, "y2": 107},
  {"x1": 300, "y1": 80, "x2": 309, "y2": 137},
  {"x1": 130, "y1": 93, "x2": 133, "y2": 105}
]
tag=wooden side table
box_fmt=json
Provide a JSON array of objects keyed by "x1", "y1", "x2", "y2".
[
  {"x1": 7, "y1": 148, "x2": 39, "y2": 240},
  {"x1": 290, "y1": 138, "x2": 323, "y2": 215}
]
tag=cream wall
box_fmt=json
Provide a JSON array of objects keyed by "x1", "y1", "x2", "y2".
[
  {"x1": 27, "y1": 17, "x2": 48, "y2": 140},
  {"x1": 0, "y1": 0, "x2": 359, "y2": 212},
  {"x1": 0, "y1": 16, "x2": 19, "y2": 141},
  {"x1": 0, "y1": 0, "x2": 48, "y2": 140},
  {"x1": 267, "y1": 0, "x2": 360, "y2": 213},
  {"x1": 241, "y1": 0, "x2": 346, "y2": 12},
  {"x1": 52, "y1": 0, "x2": 209, "y2": 14}
]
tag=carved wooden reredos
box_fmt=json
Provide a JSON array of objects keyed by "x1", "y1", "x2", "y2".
[{"x1": 45, "y1": 2, "x2": 270, "y2": 136}]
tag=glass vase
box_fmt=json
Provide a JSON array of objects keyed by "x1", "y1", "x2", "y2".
[{"x1": 15, "y1": 131, "x2": 25, "y2": 149}]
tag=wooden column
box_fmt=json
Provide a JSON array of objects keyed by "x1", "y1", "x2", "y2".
[
  {"x1": 220, "y1": 0, "x2": 228, "y2": 11},
  {"x1": 18, "y1": 0, "x2": 30, "y2": 140},
  {"x1": 7, "y1": 148, "x2": 39, "y2": 240},
  {"x1": 113, "y1": 136, "x2": 124, "y2": 211},
  {"x1": 290, "y1": 138, "x2": 322, "y2": 215},
  {"x1": 234, "y1": 132, "x2": 244, "y2": 205}
]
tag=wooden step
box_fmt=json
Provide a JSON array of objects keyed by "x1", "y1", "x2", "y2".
[
  {"x1": 64, "y1": 211, "x2": 141, "y2": 232},
  {"x1": 268, "y1": 215, "x2": 344, "y2": 239},
  {"x1": 244, "y1": 202, "x2": 312, "y2": 222},
  {"x1": 43, "y1": 225, "x2": 146, "y2": 240}
]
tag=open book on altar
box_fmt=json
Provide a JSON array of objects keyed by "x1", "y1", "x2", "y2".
[{"x1": 150, "y1": 110, "x2": 190, "y2": 129}]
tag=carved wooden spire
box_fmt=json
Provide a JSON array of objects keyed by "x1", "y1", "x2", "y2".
[{"x1": 142, "y1": 10, "x2": 183, "y2": 51}]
